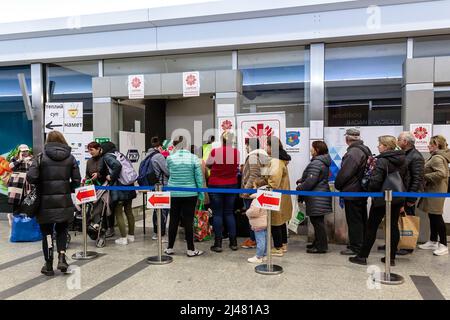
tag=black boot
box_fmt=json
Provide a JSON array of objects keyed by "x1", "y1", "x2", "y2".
[
  {"x1": 57, "y1": 253, "x2": 69, "y2": 273},
  {"x1": 229, "y1": 237, "x2": 238, "y2": 251},
  {"x1": 210, "y1": 237, "x2": 223, "y2": 252},
  {"x1": 41, "y1": 260, "x2": 54, "y2": 276}
]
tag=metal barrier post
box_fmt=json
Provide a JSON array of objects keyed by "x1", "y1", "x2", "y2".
[
  {"x1": 255, "y1": 187, "x2": 283, "y2": 275},
  {"x1": 147, "y1": 183, "x2": 173, "y2": 265},
  {"x1": 372, "y1": 189, "x2": 404, "y2": 285},
  {"x1": 142, "y1": 192, "x2": 146, "y2": 235},
  {"x1": 72, "y1": 203, "x2": 98, "y2": 260}
]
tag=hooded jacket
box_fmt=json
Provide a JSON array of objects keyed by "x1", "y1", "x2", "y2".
[
  {"x1": 418, "y1": 149, "x2": 450, "y2": 214},
  {"x1": 296, "y1": 154, "x2": 332, "y2": 217},
  {"x1": 27, "y1": 142, "x2": 81, "y2": 224}
]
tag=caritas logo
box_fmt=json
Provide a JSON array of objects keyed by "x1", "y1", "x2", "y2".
[
  {"x1": 185, "y1": 74, "x2": 197, "y2": 87},
  {"x1": 221, "y1": 120, "x2": 233, "y2": 131},
  {"x1": 414, "y1": 126, "x2": 428, "y2": 140},
  {"x1": 246, "y1": 123, "x2": 274, "y2": 148},
  {"x1": 131, "y1": 77, "x2": 142, "y2": 89}
]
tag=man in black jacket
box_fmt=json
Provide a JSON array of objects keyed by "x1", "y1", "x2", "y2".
[
  {"x1": 335, "y1": 128, "x2": 372, "y2": 256},
  {"x1": 396, "y1": 131, "x2": 424, "y2": 254}
]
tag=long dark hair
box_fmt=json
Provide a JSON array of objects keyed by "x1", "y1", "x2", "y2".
[{"x1": 267, "y1": 136, "x2": 291, "y2": 161}]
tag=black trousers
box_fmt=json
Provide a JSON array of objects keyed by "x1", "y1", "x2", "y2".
[
  {"x1": 344, "y1": 199, "x2": 368, "y2": 253},
  {"x1": 359, "y1": 204, "x2": 402, "y2": 260},
  {"x1": 39, "y1": 222, "x2": 69, "y2": 261},
  {"x1": 309, "y1": 215, "x2": 328, "y2": 251},
  {"x1": 429, "y1": 214, "x2": 447, "y2": 246},
  {"x1": 168, "y1": 197, "x2": 197, "y2": 251},
  {"x1": 272, "y1": 223, "x2": 287, "y2": 249}
]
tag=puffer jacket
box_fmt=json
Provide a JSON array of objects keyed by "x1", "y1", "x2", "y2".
[
  {"x1": 246, "y1": 196, "x2": 268, "y2": 232},
  {"x1": 296, "y1": 154, "x2": 332, "y2": 217},
  {"x1": 334, "y1": 140, "x2": 372, "y2": 200},
  {"x1": 27, "y1": 142, "x2": 81, "y2": 224},
  {"x1": 404, "y1": 147, "x2": 425, "y2": 203},
  {"x1": 418, "y1": 149, "x2": 450, "y2": 214}
]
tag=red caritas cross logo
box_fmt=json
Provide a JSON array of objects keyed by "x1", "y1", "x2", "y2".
[
  {"x1": 185, "y1": 74, "x2": 197, "y2": 86},
  {"x1": 246, "y1": 123, "x2": 274, "y2": 148},
  {"x1": 131, "y1": 77, "x2": 141, "y2": 89},
  {"x1": 221, "y1": 120, "x2": 233, "y2": 131},
  {"x1": 414, "y1": 126, "x2": 428, "y2": 140}
]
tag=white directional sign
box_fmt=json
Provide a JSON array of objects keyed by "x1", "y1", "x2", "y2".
[
  {"x1": 254, "y1": 190, "x2": 282, "y2": 211},
  {"x1": 75, "y1": 185, "x2": 97, "y2": 205},
  {"x1": 147, "y1": 192, "x2": 171, "y2": 209},
  {"x1": 45, "y1": 102, "x2": 83, "y2": 133}
]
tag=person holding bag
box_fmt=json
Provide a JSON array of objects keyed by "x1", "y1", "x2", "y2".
[
  {"x1": 349, "y1": 135, "x2": 407, "y2": 266},
  {"x1": 27, "y1": 131, "x2": 81, "y2": 276}
]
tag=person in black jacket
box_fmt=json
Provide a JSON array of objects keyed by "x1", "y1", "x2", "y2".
[
  {"x1": 349, "y1": 135, "x2": 407, "y2": 266},
  {"x1": 335, "y1": 128, "x2": 372, "y2": 256},
  {"x1": 296, "y1": 141, "x2": 332, "y2": 254},
  {"x1": 27, "y1": 131, "x2": 81, "y2": 276}
]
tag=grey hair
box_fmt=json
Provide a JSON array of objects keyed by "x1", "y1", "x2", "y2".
[
  {"x1": 346, "y1": 135, "x2": 360, "y2": 143},
  {"x1": 400, "y1": 131, "x2": 415, "y2": 146}
]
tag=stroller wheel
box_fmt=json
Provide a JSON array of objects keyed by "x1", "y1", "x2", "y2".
[{"x1": 96, "y1": 235, "x2": 106, "y2": 248}]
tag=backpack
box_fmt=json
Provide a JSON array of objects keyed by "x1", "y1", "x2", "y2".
[
  {"x1": 355, "y1": 145, "x2": 375, "y2": 191},
  {"x1": 112, "y1": 151, "x2": 138, "y2": 185},
  {"x1": 137, "y1": 151, "x2": 160, "y2": 186}
]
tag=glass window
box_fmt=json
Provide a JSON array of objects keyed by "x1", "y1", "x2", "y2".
[
  {"x1": 47, "y1": 61, "x2": 98, "y2": 131},
  {"x1": 104, "y1": 52, "x2": 232, "y2": 76},
  {"x1": 414, "y1": 35, "x2": 450, "y2": 58},
  {"x1": 238, "y1": 46, "x2": 310, "y2": 127},
  {"x1": 434, "y1": 89, "x2": 450, "y2": 124},
  {"x1": 325, "y1": 40, "x2": 406, "y2": 126}
]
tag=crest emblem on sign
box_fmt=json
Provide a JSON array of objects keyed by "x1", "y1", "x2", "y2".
[
  {"x1": 286, "y1": 131, "x2": 300, "y2": 147},
  {"x1": 131, "y1": 77, "x2": 141, "y2": 89},
  {"x1": 221, "y1": 120, "x2": 233, "y2": 132},
  {"x1": 185, "y1": 74, "x2": 197, "y2": 86},
  {"x1": 413, "y1": 126, "x2": 428, "y2": 140}
]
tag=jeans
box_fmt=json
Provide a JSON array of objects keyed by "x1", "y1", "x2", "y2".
[
  {"x1": 344, "y1": 199, "x2": 368, "y2": 253},
  {"x1": 243, "y1": 198, "x2": 256, "y2": 242},
  {"x1": 209, "y1": 184, "x2": 237, "y2": 239},
  {"x1": 309, "y1": 216, "x2": 328, "y2": 251},
  {"x1": 255, "y1": 230, "x2": 267, "y2": 257},
  {"x1": 272, "y1": 223, "x2": 288, "y2": 249},
  {"x1": 429, "y1": 214, "x2": 447, "y2": 246},
  {"x1": 153, "y1": 209, "x2": 169, "y2": 236},
  {"x1": 168, "y1": 196, "x2": 198, "y2": 251},
  {"x1": 40, "y1": 222, "x2": 68, "y2": 261}
]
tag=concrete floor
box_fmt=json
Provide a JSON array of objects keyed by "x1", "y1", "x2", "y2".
[{"x1": 0, "y1": 217, "x2": 449, "y2": 300}]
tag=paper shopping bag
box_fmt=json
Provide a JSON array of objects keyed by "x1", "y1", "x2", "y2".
[{"x1": 398, "y1": 214, "x2": 420, "y2": 250}]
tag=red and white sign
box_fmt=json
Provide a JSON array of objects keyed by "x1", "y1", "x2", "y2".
[
  {"x1": 254, "y1": 190, "x2": 282, "y2": 211},
  {"x1": 128, "y1": 75, "x2": 144, "y2": 99},
  {"x1": 75, "y1": 185, "x2": 97, "y2": 205},
  {"x1": 183, "y1": 71, "x2": 200, "y2": 97},
  {"x1": 410, "y1": 123, "x2": 432, "y2": 152},
  {"x1": 147, "y1": 192, "x2": 171, "y2": 209}
]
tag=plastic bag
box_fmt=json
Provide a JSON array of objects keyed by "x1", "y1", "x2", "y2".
[
  {"x1": 10, "y1": 214, "x2": 42, "y2": 242},
  {"x1": 288, "y1": 202, "x2": 306, "y2": 234},
  {"x1": 193, "y1": 201, "x2": 212, "y2": 242}
]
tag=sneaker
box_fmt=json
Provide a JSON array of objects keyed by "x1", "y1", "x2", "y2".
[
  {"x1": 247, "y1": 256, "x2": 263, "y2": 264},
  {"x1": 418, "y1": 241, "x2": 439, "y2": 250},
  {"x1": 282, "y1": 244, "x2": 288, "y2": 253},
  {"x1": 187, "y1": 250, "x2": 204, "y2": 257},
  {"x1": 127, "y1": 235, "x2": 135, "y2": 243},
  {"x1": 152, "y1": 234, "x2": 158, "y2": 240},
  {"x1": 241, "y1": 239, "x2": 256, "y2": 249},
  {"x1": 115, "y1": 237, "x2": 128, "y2": 245},
  {"x1": 433, "y1": 244, "x2": 449, "y2": 256},
  {"x1": 164, "y1": 248, "x2": 175, "y2": 255},
  {"x1": 271, "y1": 248, "x2": 284, "y2": 257}
]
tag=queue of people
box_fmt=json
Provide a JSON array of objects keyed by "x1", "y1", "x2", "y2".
[{"x1": 6, "y1": 127, "x2": 450, "y2": 276}]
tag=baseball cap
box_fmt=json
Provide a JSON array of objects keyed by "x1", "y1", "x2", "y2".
[
  {"x1": 344, "y1": 128, "x2": 360, "y2": 137},
  {"x1": 18, "y1": 144, "x2": 30, "y2": 152}
]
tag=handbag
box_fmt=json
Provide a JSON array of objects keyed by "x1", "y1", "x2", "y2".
[
  {"x1": 10, "y1": 214, "x2": 43, "y2": 242},
  {"x1": 398, "y1": 213, "x2": 420, "y2": 250},
  {"x1": 372, "y1": 163, "x2": 406, "y2": 208},
  {"x1": 19, "y1": 153, "x2": 42, "y2": 217},
  {"x1": 193, "y1": 201, "x2": 212, "y2": 242}
]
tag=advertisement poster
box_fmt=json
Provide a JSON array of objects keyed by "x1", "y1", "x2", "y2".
[
  {"x1": 128, "y1": 75, "x2": 144, "y2": 99},
  {"x1": 410, "y1": 123, "x2": 432, "y2": 152},
  {"x1": 183, "y1": 71, "x2": 200, "y2": 97}
]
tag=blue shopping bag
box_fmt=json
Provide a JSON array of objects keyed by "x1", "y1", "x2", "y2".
[{"x1": 10, "y1": 214, "x2": 42, "y2": 242}]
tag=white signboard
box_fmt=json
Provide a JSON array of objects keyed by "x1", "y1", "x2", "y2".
[
  {"x1": 128, "y1": 75, "x2": 144, "y2": 99},
  {"x1": 410, "y1": 123, "x2": 432, "y2": 152},
  {"x1": 310, "y1": 120, "x2": 324, "y2": 140},
  {"x1": 44, "y1": 103, "x2": 64, "y2": 133},
  {"x1": 65, "y1": 132, "x2": 94, "y2": 180},
  {"x1": 254, "y1": 190, "x2": 282, "y2": 211},
  {"x1": 217, "y1": 117, "x2": 236, "y2": 137},
  {"x1": 147, "y1": 192, "x2": 171, "y2": 209},
  {"x1": 183, "y1": 71, "x2": 200, "y2": 97},
  {"x1": 75, "y1": 185, "x2": 97, "y2": 205},
  {"x1": 217, "y1": 104, "x2": 235, "y2": 117},
  {"x1": 45, "y1": 102, "x2": 83, "y2": 134}
]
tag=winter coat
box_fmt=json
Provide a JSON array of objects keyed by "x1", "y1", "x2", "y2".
[
  {"x1": 7, "y1": 156, "x2": 33, "y2": 208},
  {"x1": 102, "y1": 151, "x2": 137, "y2": 203},
  {"x1": 241, "y1": 149, "x2": 270, "y2": 197},
  {"x1": 368, "y1": 150, "x2": 407, "y2": 192},
  {"x1": 418, "y1": 149, "x2": 450, "y2": 214},
  {"x1": 27, "y1": 142, "x2": 81, "y2": 224},
  {"x1": 334, "y1": 140, "x2": 371, "y2": 200},
  {"x1": 85, "y1": 155, "x2": 105, "y2": 183},
  {"x1": 268, "y1": 158, "x2": 293, "y2": 226},
  {"x1": 246, "y1": 195, "x2": 268, "y2": 232},
  {"x1": 296, "y1": 154, "x2": 332, "y2": 217},
  {"x1": 146, "y1": 148, "x2": 170, "y2": 186},
  {"x1": 404, "y1": 147, "x2": 425, "y2": 203},
  {"x1": 167, "y1": 149, "x2": 204, "y2": 199}
]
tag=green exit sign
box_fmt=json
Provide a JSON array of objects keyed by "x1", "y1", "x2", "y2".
[{"x1": 95, "y1": 137, "x2": 111, "y2": 144}]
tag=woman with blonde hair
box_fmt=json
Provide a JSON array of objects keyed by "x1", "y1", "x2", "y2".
[
  {"x1": 418, "y1": 135, "x2": 450, "y2": 256},
  {"x1": 350, "y1": 135, "x2": 407, "y2": 266},
  {"x1": 27, "y1": 131, "x2": 81, "y2": 276}
]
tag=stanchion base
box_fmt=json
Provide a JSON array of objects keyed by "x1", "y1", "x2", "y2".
[
  {"x1": 147, "y1": 255, "x2": 173, "y2": 265},
  {"x1": 71, "y1": 251, "x2": 99, "y2": 260},
  {"x1": 255, "y1": 264, "x2": 283, "y2": 275},
  {"x1": 372, "y1": 272, "x2": 404, "y2": 285}
]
